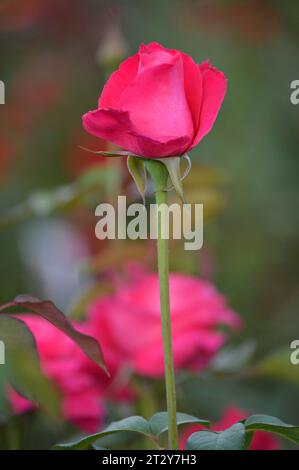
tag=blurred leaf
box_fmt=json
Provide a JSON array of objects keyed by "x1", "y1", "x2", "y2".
[
  {"x1": 127, "y1": 156, "x2": 147, "y2": 202},
  {"x1": 78, "y1": 166, "x2": 120, "y2": 190},
  {"x1": 210, "y1": 341, "x2": 256, "y2": 374},
  {"x1": 254, "y1": 348, "x2": 299, "y2": 386},
  {"x1": 149, "y1": 412, "x2": 209, "y2": 436},
  {"x1": 186, "y1": 163, "x2": 228, "y2": 187},
  {"x1": 170, "y1": 163, "x2": 228, "y2": 222},
  {"x1": 0, "y1": 166, "x2": 118, "y2": 231},
  {"x1": 245, "y1": 415, "x2": 299, "y2": 444},
  {"x1": 91, "y1": 444, "x2": 108, "y2": 450},
  {"x1": 87, "y1": 242, "x2": 151, "y2": 274},
  {"x1": 0, "y1": 316, "x2": 60, "y2": 418},
  {"x1": 53, "y1": 416, "x2": 152, "y2": 450},
  {"x1": 0, "y1": 295, "x2": 108, "y2": 374},
  {"x1": 186, "y1": 423, "x2": 245, "y2": 450}
]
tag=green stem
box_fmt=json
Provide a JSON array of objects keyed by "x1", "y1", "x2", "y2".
[{"x1": 145, "y1": 160, "x2": 179, "y2": 450}]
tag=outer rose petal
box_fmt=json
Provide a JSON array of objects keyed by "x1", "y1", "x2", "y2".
[
  {"x1": 181, "y1": 52, "x2": 203, "y2": 134},
  {"x1": 82, "y1": 108, "x2": 191, "y2": 158},
  {"x1": 139, "y1": 42, "x2": 177, "y2": 57},
  {"x1": 82, "y1": 108, "x2": 138, "y2": 153},
  {"x1": 99, "y1": 54, "x2": 139, "y2": 108},
  {"x1": 190, "y1": 61, "x2": 227, "y2": 149},
  {"x1": 119, "y1": 58, "x2": 194, "y2": 142},
  {"x1": 132, "y1": 133, "x2": 190, "y2": 158}
]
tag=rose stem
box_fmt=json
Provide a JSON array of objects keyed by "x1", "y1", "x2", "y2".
[{"x1": 145, "y1": 160, "x2": 179, "y2": 450}]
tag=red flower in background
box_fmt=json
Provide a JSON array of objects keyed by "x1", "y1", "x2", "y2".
[
  {"x1": 9, "y1": 273, "x2": 240, "y2": 430},
  {"x1": 88, "y1": 273, "x2": 241, "y2": 377},
  {"x1": 9, "y1": 317, "x2": 123, "y2": 432},
  {"x1": 83, "y1": 42, "x2": 227, "y2": 158},
  {"x1": 180, "y1": 406, "x2": 280, "y2": 450}
]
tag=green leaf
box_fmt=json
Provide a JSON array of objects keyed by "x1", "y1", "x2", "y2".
[
  {"x1": 0, "y1": 296, "x2": 108, "y2": 374},
  {"x1": 127, "y1": 156, "x2": 147, "y2": 202},
  {"x1": 254, "y1": 348, "x2": 299, "y2": 386},
  {"x1": 149, "y1": 412, "x2": 209, "y2": 436},
  {"x1": 0, "y1": 316, "x2": 60, "y2": 418},
  {"x1": 186, "y1": 423, "x2": 245, "y2": 450},
  {"x1": 53, "y1": 416, "x2": 152, "y2": 450},
  {"x1": 245, "y1": 415, "x2": 299, "y2": 444},
  {"x1": 91, "y1": 444, "x2": 108, "y2": 450}
]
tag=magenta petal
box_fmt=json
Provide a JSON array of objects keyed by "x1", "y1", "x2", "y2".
[
  {"x1": 99, "y1": 54, "x2": 139, "y2": 109},
  {"x1": 190, "y1": 62, "x2": 227, "y2": 149},
  {"x1": 83, "y1": 108, "x2": 191, "y2": 158},
  {"x1": 82, "y1": 108, "x2": 140, "y2": 155},
  {"x1": 181, "y1": 52, "x2": 203, "y2": 137},
  {"x1": 119, "y1": 57, "x2": 194, "y2": 144},
  {"x1": 133, "y1": 133, "x2": 190, "y2": 158}
]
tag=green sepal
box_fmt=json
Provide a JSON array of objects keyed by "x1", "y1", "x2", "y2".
[{"x1": 127, "y1": 156, "x2": 147, "y2": 203}]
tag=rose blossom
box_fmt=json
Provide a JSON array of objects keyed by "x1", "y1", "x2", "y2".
[
  {"x1": 83, "y1": 42, "x2": 227, "y2": 158},
  {"x1": 180, "y1": 406, "x2": 280, "y2": 450},
  {"x1": 88, "y1": 273, "x2": 241, "y2": 377}
]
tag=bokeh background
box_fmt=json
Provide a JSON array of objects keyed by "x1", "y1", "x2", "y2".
[{"x1": 0, "y1": 0, "x2": 299, "y2": 450}]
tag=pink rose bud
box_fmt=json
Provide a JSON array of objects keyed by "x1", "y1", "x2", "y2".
[{"x1": 83, "y1": 42, "x2": 227, "y2": 158}]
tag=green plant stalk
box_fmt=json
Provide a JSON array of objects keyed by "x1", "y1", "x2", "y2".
[{"x1": 145, "y1": 159, "x2": 179, "y2": 450}]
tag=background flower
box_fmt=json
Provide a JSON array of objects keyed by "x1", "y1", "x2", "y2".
[
  {"x1": 88, "y1": 273, "x2": 241, "y2": 377},
  {"x1": 9, "y1": 317, "x2": 113, "y2": 432}
]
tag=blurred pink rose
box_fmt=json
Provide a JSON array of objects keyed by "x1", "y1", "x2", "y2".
[
  {"x1": 9, "y1": 317, "x2": 123, "y2": 432},
  {"x1": 9, "y1": 274, "x2": 241, "y2": 430},
  {"x1": 88, "y1": 273, "x2": 241, "y2": 377},
  {"x1": 83, "y1": 42, "x2": 227, "y2": 158},
  {"x1": 180, "y1": 406, "x2": 280, "y2": 450}
]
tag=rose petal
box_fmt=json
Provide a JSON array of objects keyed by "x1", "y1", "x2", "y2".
[
  {"x1": 83, "y1": 107, "x2": 190, "y2": 157},
  {"x1": 132, "y1": 133, "x2": 190, "y2": 158},
  {"x1": 99, "y1": 54, "x2": 139, "y2": 108},
  {"x1": 82, "y1": 108, "x2": 139, "y2": 154},
  {"x1": 181, "y1": 52, "x2": 203, "y2": 138},
  {"x1": 190, "y1": 61, "x2": 227, "y2": 149},
  {"x1": 119, "y1": 56, "x2": 194, "y2": 143}
]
